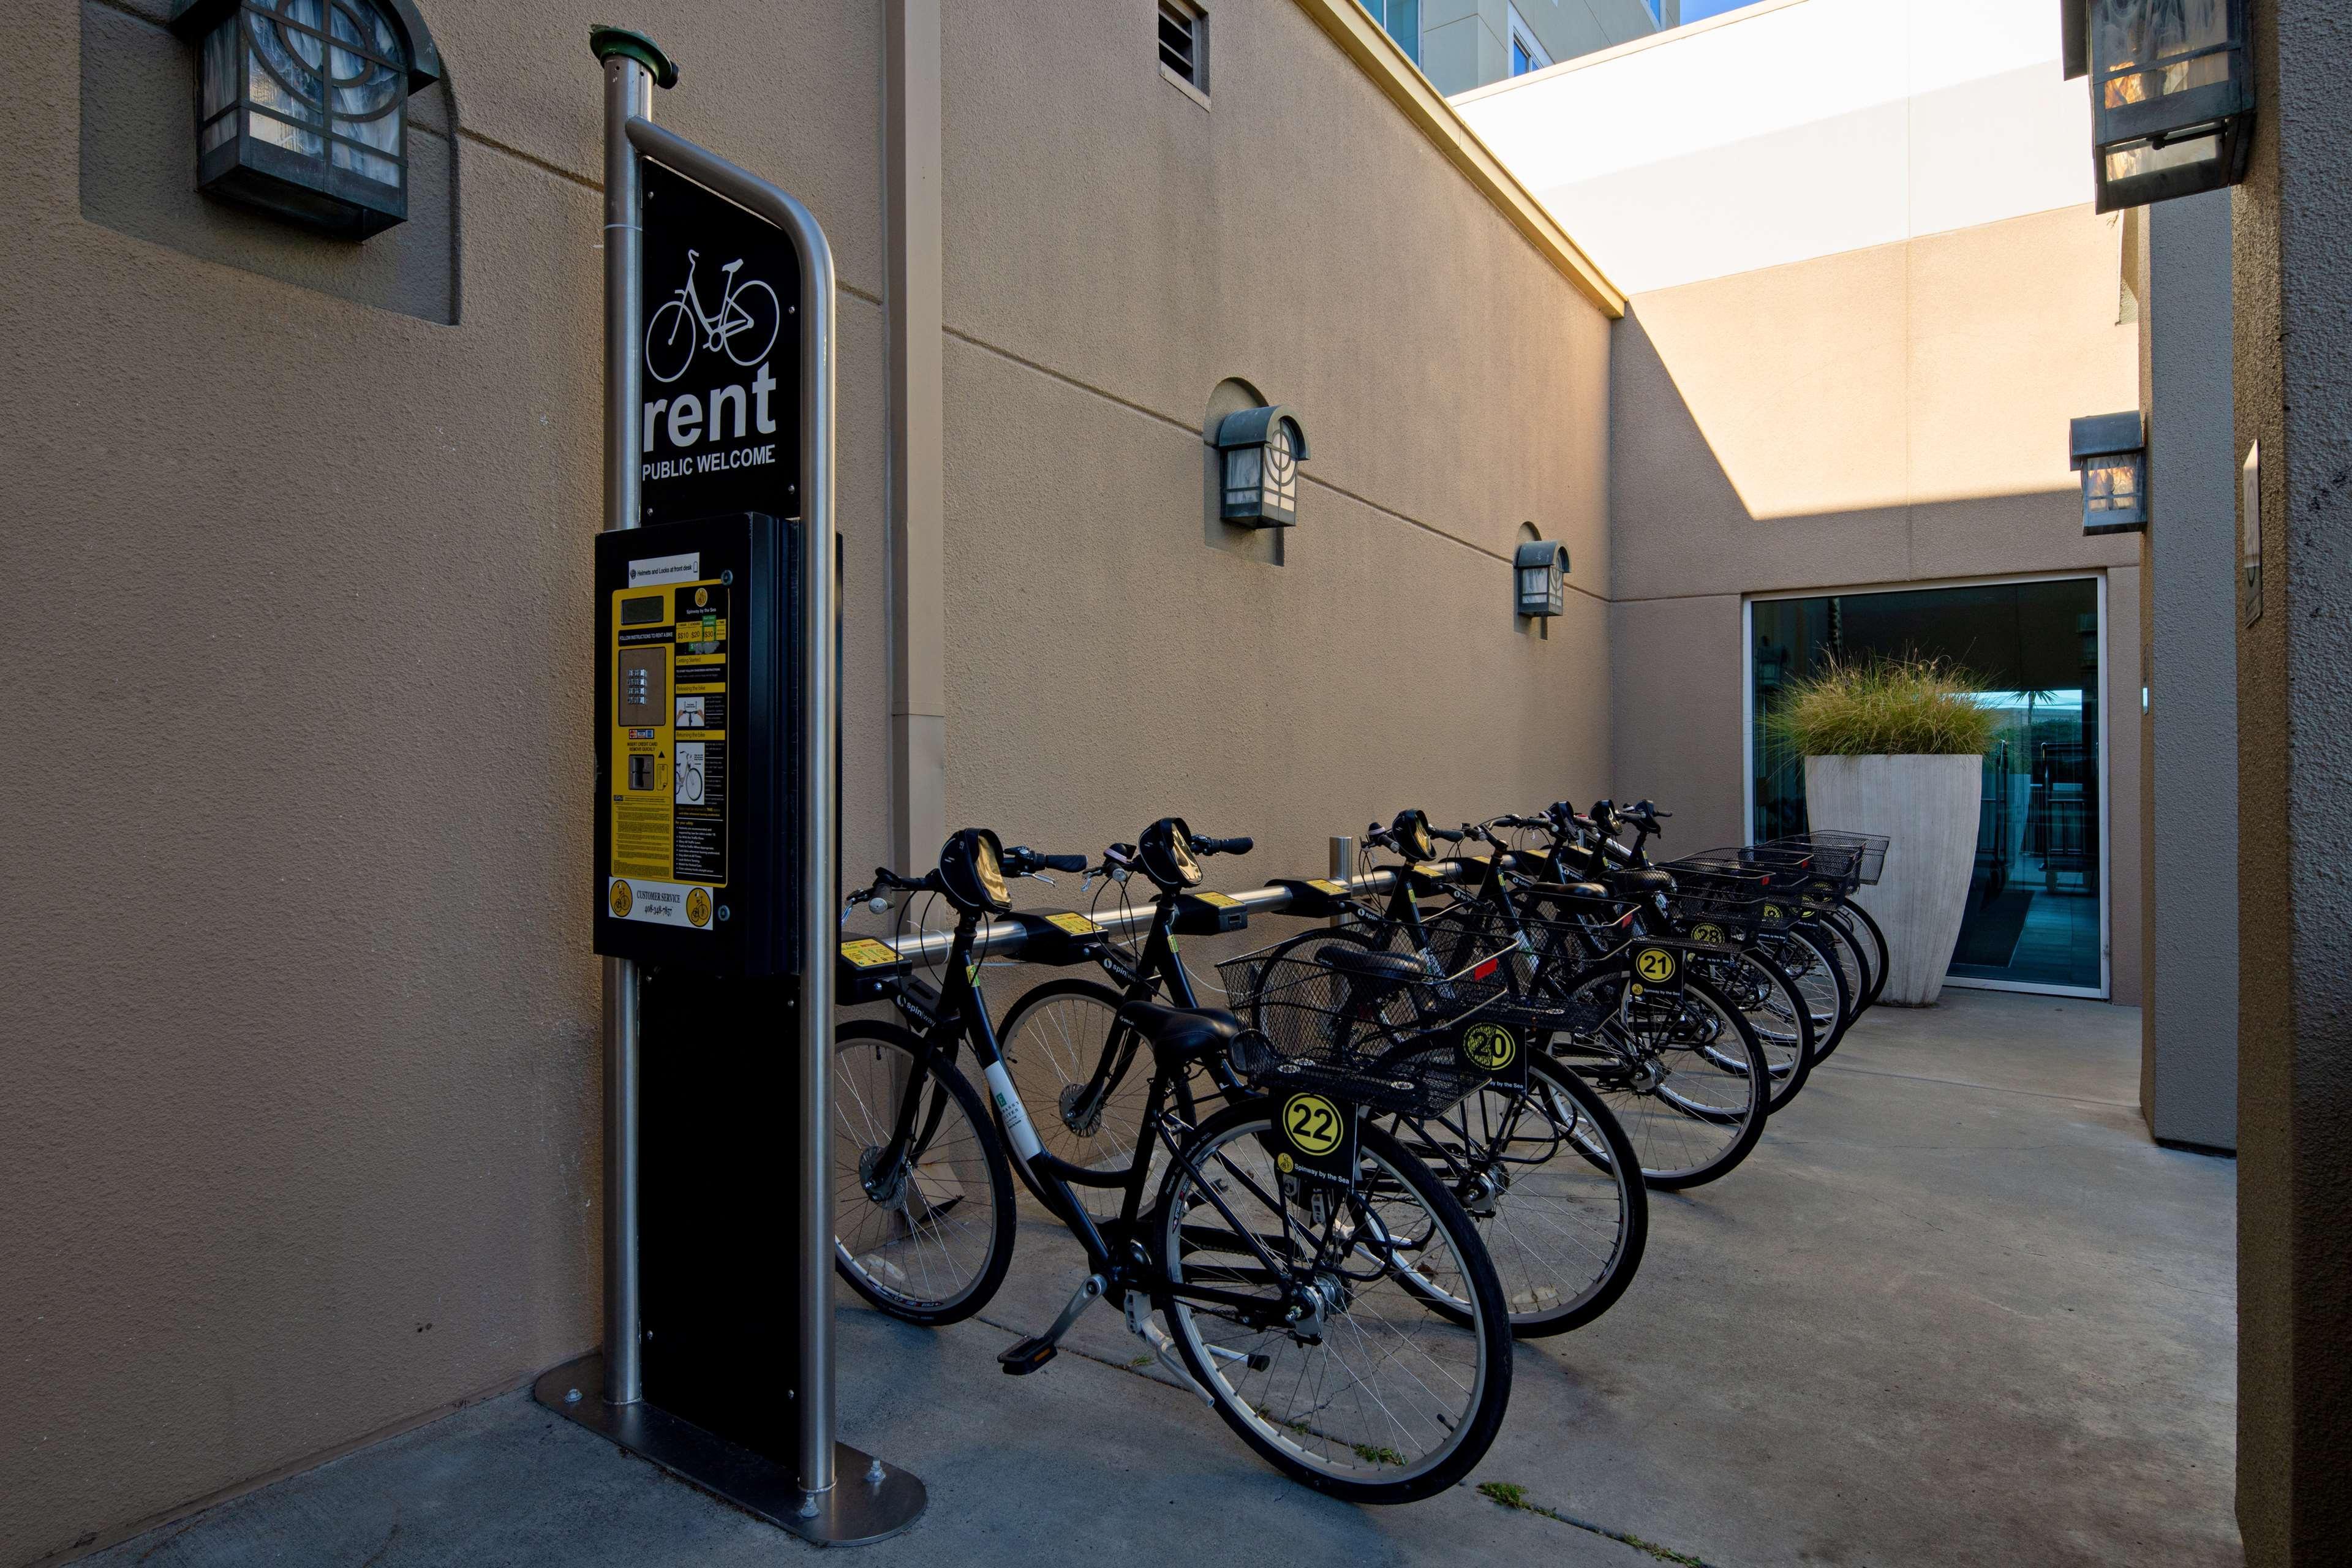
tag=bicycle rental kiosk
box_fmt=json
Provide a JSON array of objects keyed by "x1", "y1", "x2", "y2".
[{"x1": 532, "y1": 29, "x2": 926, "y2": 1544}]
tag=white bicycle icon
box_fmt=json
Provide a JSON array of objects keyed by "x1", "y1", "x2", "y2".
[{"x1": 646, "y1": 249, "x2": 782, "y2": 385}]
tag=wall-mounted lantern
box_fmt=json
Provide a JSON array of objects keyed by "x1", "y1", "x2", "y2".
[
  {"x1": 170, "y1": 0, "x2": 444, "y2": 239},
  {"x1": 1514, "y1": 538, "x2": 1569, "y2": 617},
  {"x1": 2061, "y1": 0, "x2": 2253, "y2": 213},
  {"x1": 1211, "y1": 405, "x2": 1309, "y2": 528},
  {"x1": 2071, "y1": 412, "x2": 2147, "y2": 535}
]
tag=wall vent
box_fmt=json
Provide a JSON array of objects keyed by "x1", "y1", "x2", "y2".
[{"x1": 1159, "y1": 1, "x2": 1206, "y2": 92}]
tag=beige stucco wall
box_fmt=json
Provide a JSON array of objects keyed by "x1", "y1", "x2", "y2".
[
  {"x1": 937, "y1": 0, "x2": 1613, "y2": 871},
  {"x1": 1, "y1": 1, "x2": 1613, "y2": 1561},
  {"x1": 1609, "y1": 203, "x2": 2144, "y2": 1002}
]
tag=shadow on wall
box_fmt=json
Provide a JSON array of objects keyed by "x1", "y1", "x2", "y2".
[{"x1": 1609, "y1": 302, "x2": 2100, "y2": 605}]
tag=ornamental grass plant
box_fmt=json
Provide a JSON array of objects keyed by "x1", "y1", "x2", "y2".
[{"x1": 1768, "y1": 655, "x2": 1996, "y2": 758}]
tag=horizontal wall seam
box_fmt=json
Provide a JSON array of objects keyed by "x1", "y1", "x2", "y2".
[
  {"x1": 451, "y1": 129, "x2": 883, "y2": 311},
  {"x1": 943, "y1": 325, "x2": 1583, "y2": 584},
  {"x1": 456, "y1": 127, "x2": 599, "y2": 193}
]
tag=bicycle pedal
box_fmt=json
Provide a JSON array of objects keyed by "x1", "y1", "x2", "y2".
[{"x1": 997, "y1": 1336, "x2": 1058, "y2": 1376}]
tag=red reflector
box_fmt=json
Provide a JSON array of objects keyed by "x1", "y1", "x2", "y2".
[
  {"x1": 1471, "y1": 957, "x2": 1499, "y2": 981},
  {"x1": 1616, "y1": 910, "x2": 1636, "y2": 929}
]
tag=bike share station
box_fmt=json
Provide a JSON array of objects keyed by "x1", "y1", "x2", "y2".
[
  {"x1": 530, "y1": 28, "x2": 927, "y2": 1544},
  {"x1": 533, "y1": 29, "x2": 1800, "y2": 1531}
]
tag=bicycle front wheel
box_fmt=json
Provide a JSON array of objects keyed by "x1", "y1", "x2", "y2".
[
  {"x1": 1152, "y1": 1101, "x2": 1513, "y2": 1504},
  {"x1": 832, "y1": 1019, "x2": 1016, "y2": 1325}
]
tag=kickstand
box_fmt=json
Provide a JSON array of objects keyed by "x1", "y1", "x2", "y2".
[
  {"x1": 997, "y1": 1273, "x2": 1107, "y2": 1375},
  {"x1": 1123, "y1": 1293, "x2": 1213, "y2": 1404}
]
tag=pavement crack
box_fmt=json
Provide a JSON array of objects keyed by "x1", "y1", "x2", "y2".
[
  {"x1": 1477, "y1": 1480, "x2": 1719, "y2": 1567},
  {"x1": 357, "y1": 1520, "x2": 401, "y2": 1568}
]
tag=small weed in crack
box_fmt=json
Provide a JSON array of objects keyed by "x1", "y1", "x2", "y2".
[{"x1": 1477, "y1": 1481, "x2": 1714, "y2": 1568}]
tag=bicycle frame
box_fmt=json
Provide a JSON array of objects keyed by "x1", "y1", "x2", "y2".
[{"x1": 865, "y1": 908, "x2": 1387, "y2": 1332}]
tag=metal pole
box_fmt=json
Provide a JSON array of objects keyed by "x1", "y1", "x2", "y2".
[
  {"x1": 601, "y1": 50, "x2": 652, "y2": 1410},
  {"x1": 792, "y1": 166, "x2": 841, "y2": 1511},
  {"x1": 617, "y1": 114, "x2": 842, "y2": 1503},
  {"x1": 1329, "y1": 835, "x2": 1354, "y2": 929}
]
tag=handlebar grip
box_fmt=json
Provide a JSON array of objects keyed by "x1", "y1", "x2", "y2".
[
  {"x1": 1039, "y1": 853, "x2": 1087, "y2": 873},
  {"x1": 1427, "y1": 826, "x2": 1465, "y2": 844},
  {"x1": 1193, "y1": 835, "x2": 1254, "y2": 856}
]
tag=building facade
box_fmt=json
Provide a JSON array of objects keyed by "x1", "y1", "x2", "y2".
[
  {"x1": 1460, "y1": 0, "x2": 2153, "y2": 1011},
  {"x1": 1361, "y1": 0, "x2": 1676, "y2": 94},
  {"x1": 5, "y1": 1, "x2": 1616, "y2": 1561}
]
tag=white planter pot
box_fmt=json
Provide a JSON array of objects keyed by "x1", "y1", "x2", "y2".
[{"x1": 1802, "y1": 754, "x2": 1983, "y2": 1006}]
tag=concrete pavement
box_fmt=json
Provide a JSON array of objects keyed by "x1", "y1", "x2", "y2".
[{"x1": 83, "y1": 990, "x2": 2237, "y2": 1567}]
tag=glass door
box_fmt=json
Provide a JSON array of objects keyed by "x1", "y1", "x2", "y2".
[{"x1": 1749, "y1": 578, "x2": 2105, "y2": 995}]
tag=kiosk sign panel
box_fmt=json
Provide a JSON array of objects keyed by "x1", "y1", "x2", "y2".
[
  {"x1": 594, "y1": 511, "x2": 799, "y2": 976},
  {"x1": 638, "y1": 162, "x2": 801, "y2": 526}
]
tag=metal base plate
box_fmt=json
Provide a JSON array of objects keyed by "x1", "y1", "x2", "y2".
[{"x1": 532, "y1": 1354, "x2": 926, "y2": 1546}]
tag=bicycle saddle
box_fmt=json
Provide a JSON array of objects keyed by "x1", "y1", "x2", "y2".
[
  {"x1": 1526, "y1": 880, "x2": 1612, "y2": 902},
  {"x1": 1601, "y1": 867, "x2": 1675, "y2": 896},
  {"x1": 1117, "y1": 1000, "x2": 1242, "y2": 1060},
  {"x1": 1314, "y1": 945, "x2": 1428, "y2": 992}
]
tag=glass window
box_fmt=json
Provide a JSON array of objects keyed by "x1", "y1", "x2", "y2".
[
  {"x1": 1360, "y1": 0, "x2": 1420, "y2": 64},
  {"x1": 1751, "y1": 579, "x2": 2104, "y2": 994}
]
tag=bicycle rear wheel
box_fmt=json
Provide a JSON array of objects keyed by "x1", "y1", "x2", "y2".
[
  {"x1": 1842, "y1": 898, "x2": 1892, "y2": 1008},
  {"x1": 1547, "y1": 971, "x2": 1771, "y2": 1189},
  {"x1": 1153, "y1": 1101, "x2": 1513, "y2": 1503},
  {"x1": 832, "y1": 1019, "x2": 1016, "y2": 1325},
  {"x1": 997, "y1": 977, "x2": 1157, "y2": 1218},
  {"x1": 1704, "y1": 948, "x2": 1815, "y2": 1112},
  {"x1": 1389, "y1": 1053, "x2": 1648, "y2": 1337}
]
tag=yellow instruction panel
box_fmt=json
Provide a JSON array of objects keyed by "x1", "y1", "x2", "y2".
[{"x1": 607, "y1": 578, "x2": 729, "y2": 933}]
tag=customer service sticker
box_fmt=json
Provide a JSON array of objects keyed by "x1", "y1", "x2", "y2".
[{"x1": 608, "y1": 878, "x2": 713, "y2": 930}]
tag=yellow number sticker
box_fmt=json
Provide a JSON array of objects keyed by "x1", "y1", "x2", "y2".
[
  {"x1": 839, "y1": 938, "x2": 899, "y2": 968},
  {"x1": 1635, "y1": 948, "x2": 1678, "y2": 984},
  {"x1": 1283, "y1": 1093, "x2": 1345, "y2": 1156},
  {"x1": 1462, "y1": 1022, "x2": 1517, "y2": 1071},
  {"x1": 1692, "y1": 922, "x2": 1726, "y2": 945},
  {"x1": 1763, "y1": 903, "x2": 1784, "y2": 921}
]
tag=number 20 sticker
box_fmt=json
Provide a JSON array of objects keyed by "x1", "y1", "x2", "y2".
[{"x1": 1283, "y1": 1093, "x2": 1344, "y2": 1156}]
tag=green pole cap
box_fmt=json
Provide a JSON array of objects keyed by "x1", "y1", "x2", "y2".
[{"x1": 590, "y1": 25, "x2": 679, "y2": 90}]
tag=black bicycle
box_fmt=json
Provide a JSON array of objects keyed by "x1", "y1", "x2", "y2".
[
  {"x1": 996, "y1": 816, "x2": 1649, "y2": 1338},
  {"x1": 832, "y1": 827, "x2": 1515, "y2": 1502},
  {"x1": 1248, "y1": 810, "x2": 1773, "y2": 1190}
]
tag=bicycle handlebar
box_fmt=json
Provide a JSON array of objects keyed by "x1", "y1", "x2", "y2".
[
  {"x1": 1003, "y1": 845, "x2": 1087, "y2": 876},
  {"x1": 1191, "y1": 834, "x2": 1254, "y2": 857},
  {"x1": 1427, "y1": 826, "x2": 1465, "y2": 845}
]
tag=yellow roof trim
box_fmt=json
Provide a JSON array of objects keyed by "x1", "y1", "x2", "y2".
[{"x1": 1291, "y1": 0, "x2": 1626, "y2": 318}]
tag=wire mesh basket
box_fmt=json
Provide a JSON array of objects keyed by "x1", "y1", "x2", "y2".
[
  {"x1": 1766, "y1": 830, "x2": 1888, "y2": 885},
  {"x1": 1216, "y1": 940, "x2": 1518, "y2": 1118},
  {"x1": 1657, "y1": 861, "x2": 1787, "y2": 940}
]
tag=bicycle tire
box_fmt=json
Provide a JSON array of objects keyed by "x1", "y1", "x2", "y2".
[
  {"x1": 1820, "y1": 906, "x2": 1876, "y2": 1018},
  {"x1": 1726, "y1": 946, "x2": 1816, "y2": 1113},
  {"x1": 1152, "y1": 1100, "x2": 1514, "y2": 1503},
  {"x1": 1779, "y1": 923, "x2": 1853, "y2": 1063},
  {"x1": 831, "y1": 1018, "x2": 1017, "y2": 1326},
  {"x1": 1842, "y1": 898, "x2": 1892, "y2": 1008},
  {"x1": 995, "y1": 976, "x2": 1158, "y2": 1217},
  {"x1": 1387, "y1": 1052, "x2": 1648, "y2": 1338},
  {"x1": 1548, "y1": 969, "x2": 1771, "y2": 1190}
]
